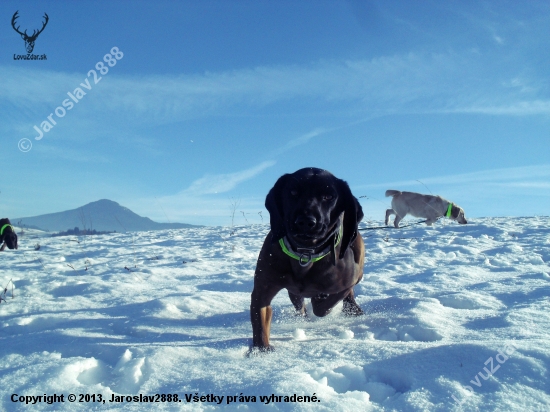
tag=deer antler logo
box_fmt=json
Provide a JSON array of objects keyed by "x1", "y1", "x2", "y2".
[{"x1": 11, "y1": 11, "x2": 49, "y2": 54}]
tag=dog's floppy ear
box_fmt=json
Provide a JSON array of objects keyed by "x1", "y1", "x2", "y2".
[
  {"x1": 450, "y1": 205, "x2": 461, "y2": 219},
  {"x1": 336, "y1": 179, "x2": 363, "y2": 259},
  {"x1": 265, "y1": 173, "x2": 290, "y2": 242}
]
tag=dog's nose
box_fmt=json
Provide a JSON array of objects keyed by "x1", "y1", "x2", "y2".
[{"x1": 295, "y1": 215, "x2": 317, "y2": 230}]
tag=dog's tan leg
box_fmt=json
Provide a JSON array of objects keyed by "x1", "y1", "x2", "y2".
[
  {"x1": 250, "y1": 284, "x2": 281, "y2": 351},
  {"x1": 350, "y1": 233, "x2": 365, "y2": 266},
  {"x1": 251, "y1": 301, "x2": 273, "y2": 349},
  {"x1": 385, "y1": 209, "x2": 395, "y2": 226},
  {"x1": 394, "y1": 214, "x2": 403, "y2": 228},
  {"x1": 251, "y1": 305, "x2": 273, "y2": 348}
]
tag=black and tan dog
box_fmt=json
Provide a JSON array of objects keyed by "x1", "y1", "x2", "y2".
[
  {"x1": 0, "y1": 218, "x2": 18, "y2": 251},
  {"x1": 250, "y1": 168, "x2": 365, "y2": 352}
]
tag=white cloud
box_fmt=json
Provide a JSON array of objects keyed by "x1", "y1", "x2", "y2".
[
  {"x1": 449, "y1": 100, "x2": 550, "y2": 116},
  {"x1": 271, "y1": 128, "x2": 328, "y2": 156},
  {"x1": 129, "y1": 161, "x2": 275, "y2": 225},
  {"x1": 3, "y1": 49, "x2": 549, "y2": 129},
  {"x1": 356, "y1": 164, "x2": 550, "y2": 190},
  {"x1": 181, "y1": 160, "x2": 276, "y2": 195}
]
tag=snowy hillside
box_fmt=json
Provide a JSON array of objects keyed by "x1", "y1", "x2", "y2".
[{"x1": 1, "y1": 217, "x2": 549, "y2": 411}]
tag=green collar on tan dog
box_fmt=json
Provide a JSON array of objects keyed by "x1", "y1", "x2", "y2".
[{"x1": 445, "y1": 203, "x2": 453, "y2": 218}]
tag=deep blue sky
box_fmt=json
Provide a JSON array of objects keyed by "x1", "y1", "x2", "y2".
[{"x1": 1, "y1": 0, "x2": 549, "y2": 226}]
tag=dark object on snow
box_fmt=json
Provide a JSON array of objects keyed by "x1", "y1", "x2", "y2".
[
  {"x1": 250, "y1": 168, "x2": 365, "y2": 353},
  {"x1": 0, "y1": 218, "x2": 18, "y2": 251}
]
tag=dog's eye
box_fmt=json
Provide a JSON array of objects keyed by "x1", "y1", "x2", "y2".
[
  {"x1": 322, "y1": 195, "x2": 333, "y2": 201},
  {"x1": 290, "y1": 190, "x2": 298, "y2": 196}
]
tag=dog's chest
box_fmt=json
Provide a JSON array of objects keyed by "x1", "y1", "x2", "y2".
[{"x1": 283, "y1": 260, "x2": 349, "y2": 296}]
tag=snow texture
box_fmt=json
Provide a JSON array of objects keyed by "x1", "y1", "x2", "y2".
[{"x1": 1, "y1": 217, "x2": 549, "y2": 411}]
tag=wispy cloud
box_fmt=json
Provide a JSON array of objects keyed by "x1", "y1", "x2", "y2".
[
  {"x1": 271, "y1": 128, "x2": 328, "y2": 156},
  {"x1": 130, "y1": 161, "x2": 276, "y2": 225},
  {"x1": 2, "y1": 49, "x2": 549, "y2": 131},
  {"x1": 445, "y1": 101, "x2": 550, "y2": 116},
  {"x1": 356, "y1": 164, "x2": 550, "y2": 190},
  {"x1": 182, "y1": 160, "x2": 276, "y2": 195}
]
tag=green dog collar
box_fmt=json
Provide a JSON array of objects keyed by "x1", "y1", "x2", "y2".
[
  {"x1": 279, "y1": 225, "x2": 343, "y2": 266},
  {"x1": 0, "y1": 224, "x2": 13, "y2": 235},
  {"x1": 445, "y1": 203, "x2": 453, "y2": 218}
]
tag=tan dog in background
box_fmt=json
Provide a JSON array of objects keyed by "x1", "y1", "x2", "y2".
[{"x1": 385, "y1": 190, "x2": 467, "y2": 228}]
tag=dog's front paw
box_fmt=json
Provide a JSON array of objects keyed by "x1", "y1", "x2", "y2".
[
  {"x1": 292, "y1": 308, "x2": 308, "y2": 319},
  {"x1": 246, "y1": 345, "x2": 275, "y2": 357},
  {"x1": 342, "y1": 302, "x2": 364, "y2": 317}
]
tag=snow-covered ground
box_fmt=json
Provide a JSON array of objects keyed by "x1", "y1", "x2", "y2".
[{"x1": 1, "y1": 217, "x2": 549, "y2": 411}]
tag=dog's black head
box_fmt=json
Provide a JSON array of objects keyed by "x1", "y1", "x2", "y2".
[
  {"x1": 0, "y1": 218, "x2": 18, "y2": 250},
  {"x1": 265, "y1": 167, "x2": 363, "y2": 259}
]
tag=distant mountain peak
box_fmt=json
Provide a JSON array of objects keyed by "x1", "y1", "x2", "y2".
[
  {"x1": 89, "y1": 199, "x2": 119, "y2": 205},
  {"x1": 15, "y1": 199, "x2": 199, "y2": 232}
]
